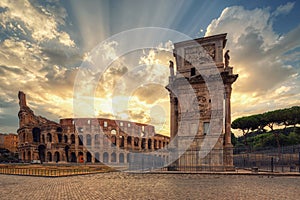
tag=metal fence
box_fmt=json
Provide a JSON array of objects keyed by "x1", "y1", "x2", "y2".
[{"x1": 234, "y1": 145, "x2": 300, "y2": 173}]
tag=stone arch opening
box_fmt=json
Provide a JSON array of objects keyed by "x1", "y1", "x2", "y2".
[
  {"x1": 111, "y1": 152, "x2": 116, "y2": 162},
  {"x1": 95, "y1": 152, "x2": 100, "y2": 163},
  {"x1": 134, "y1": 137, "x2": 139, "y2": 147},
  {"x1": 47, "y1": 133, "x2": 52, "y2": 143},
  {"x1": 47, "y1": 152, "x2": 52, "y2": 162},
  {"x1": 86, "y1": 134, "x2": 92, "y2": 146},
  {"x1": 103, "y1": 152, "x2": 109, "y2": 163},
  {"x1": 71, "y1": 134, "x2": 75, "y2": 144},
  {"x1": 119, "y1": 153, "x2": 124, "y2": 163},
  {"x1": 32, "y1": 127, "x2": 41, "y2": 142},
  {"x1": 119, "y1": 136, "x2": 125, "y2": 148},
  {"x1": 57, "y1": 133, "x2": 62, "y2": 143},
  {"x1": 141, "y1": 138, "x2": 146, "y2": 149},
  {"x1": 95, "y1": 134, "x2": 100, "y2": 146},
  {"x1": 54, "y1": 151, "x2": 60, "y2": 163},
  {"x1": 78, "y1": 135, "x2": 83, "y2": 145},
  {"x1": 71, "y1": 152, "x2": 76, "y2": 162},
  {"x1": 127, "y1": 136, "x2": 132, "y2": 147},
  {"x1": 38, "y1": 145, "x2": 46, "y2": 163},
  {"x1": 86, "y1": 152, "x2": 92, "y2": 162},
  {"x1": 111, "y1": 135, "x2": 116, "y2": 147},
  {"x1": 111, "y1": 129, "x2": 116, "y2": 135},
  {"x1": 27, "y1": 151, "x2": 31, "y2": 161},
  {"x1": 64, "y1": 135, "x2": 68, "y2": 143},
  {"x1": 56, "y1": 127, "x2": 63, "y2": 132},
  {"x1": 148, "y1": 139, "x2": 152, "y2": 149},
  {"x1": 64, "y1": 145, "x2": 70, "y2": 162}
]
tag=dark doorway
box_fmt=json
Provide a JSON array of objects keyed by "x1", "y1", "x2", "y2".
[
  {"x1": 86, "y1": 152, "x2": 92, "y2": 162},
  {"x1": 47, "y1": 152, "x2": 52, "y2": 162},
  {"x1": 38, "y1": 145, "x2": 46, "y2": 163},
  {"x1": 32, "y1": 127, "x2": 41, "y2": 142},
  {"x1": 95, "y1": 152, "x2": 100, "y2": 163},
  {"x1": 71, "y1": 152, "x2": 76, "y2": 162},
  {"x1": 64, "y1": 146, "x2": 70, "y2": 162},
  {"x1": 54, "y1": 151, "x2": 60, "y2": 163}
]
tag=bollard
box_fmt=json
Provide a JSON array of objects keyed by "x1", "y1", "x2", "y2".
[
  {"x1": 299, "y1": 152, "x2": 300, "y2": 173},
  {"x1": 271, "y1": 157, "x2": 274, "y2": 172}
]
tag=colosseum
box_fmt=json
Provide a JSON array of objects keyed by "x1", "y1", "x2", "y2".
[{"x1": 17, "y1": 91, "x2": 170, "y2": 168}]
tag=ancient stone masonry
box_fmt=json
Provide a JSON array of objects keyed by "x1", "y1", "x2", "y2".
[
  {"x1": 17, "y1": 91, "x2": 169, "y2": 165},
  {"x1": 166, "y1": 33, "x2": 238, "y2": 171}
]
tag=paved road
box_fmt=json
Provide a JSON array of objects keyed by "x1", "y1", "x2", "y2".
[{"x1": 0, "y1": 173, "x2": 298, "y2": 200}]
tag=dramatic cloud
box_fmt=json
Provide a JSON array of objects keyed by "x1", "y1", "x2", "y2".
[
  {"x1": 205, "y1": 3, "x2": 300, "y2": 124},
  {"x1": 0, "y1": 0, "x2": 81, "y2": 133},
  {"x1": 0, "y1": 0, "x2": 74, "y2": 46},
  {"x1": 272, "y1": 2, "x2": 295, "y2": 16}
]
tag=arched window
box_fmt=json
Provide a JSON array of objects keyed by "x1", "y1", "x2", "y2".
[
  {"x1": 119, "y1": 153, "x2": 124, "y2": 163},
  {"x1": 86, "y1": 134, "x2": 92, "y2": 146},
  {"x1": 56, "y1": 127, "x2": 63, "y2": 132},
  {"x1": 54, "y1": 151, "x2": 60, "y2": 162},
  {"x1": 71, "y1": 134, "x2": 75, "y2": 144},
  {"x1": 47, "y1": 152, "x2": 52, "y2": 162},
  {"x1": 111, "y1": 129, "x2": 116, "y2": 135},
  {"x1": 111, "y1": 152, "x2": 116, "y2": 162},
  {"x1": 119, "y1": 136, "x2": 125, "y2": 148},
  {"x1": 111, "y1": 135, "x2": 116, "y2": 147},
  {"x1": 134, "y1": 137, "x2": 139, "y2": 147},
  {"x1": 95, "y1": 152, "x2": 100, "y2": 163},
  {"x1": 103, "y1": 152, "x2": 109, "y2": 163},
  {"x1": 148, "y1": 139, "x2": 152, "y2": 149},
  {"x1": 58, "y1": 134, "x2": 62, "y2": 143},
  {"x1": 86, "y1": 152, "x2": 92, "y2": 162},
  {"x1": 78, "y1": 135, "x2": 83, "y2": 145},
  {"x1": 127, "y1": 136, "x2": 132, "y2": 146},
  {"x1": 95, "y1": 134, "x2": 100, "y2": 145},
  {"x1": 47, "y1": 133, "x2": 52, "y2": 143},
  {"x1": 64, "y1": 135, "x2": 68, "y2": 143},
  {"x1": 71, "y1": 152, "x2": 76, "y2": 162},
  {"x1": 32, "y1": 127, "x2": 41, "y2": 142}
]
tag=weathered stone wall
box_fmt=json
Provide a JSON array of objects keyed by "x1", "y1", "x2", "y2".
[
  {"x1": 17, "y1": 92, "x2": 169, "y2": 165},
  {"x1": 167, "y1": 33, "x2": 238, "y2": 171}
]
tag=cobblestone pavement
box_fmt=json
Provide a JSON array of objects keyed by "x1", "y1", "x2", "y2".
[{"x1": 0, "y1": 173, "x2": 298, "y2": 200}]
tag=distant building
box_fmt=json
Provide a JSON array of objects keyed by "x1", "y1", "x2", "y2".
[
  {"x1": 0, "y1": 133, "x2": 18, "y2": 153},
  {"x1": 0, "y1": 134, "x2": 4, "y2": 149},
  {"x1": 17, "y1": 92, "x2": 169, "y2": 165}
]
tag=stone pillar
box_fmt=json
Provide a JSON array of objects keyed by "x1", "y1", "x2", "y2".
[
  {"x1": 224, "y1": 84, "x2": 234, "y2": 170},
  {"x1": 170, "y1": 95, "x2": 175, "y2": 139},
  {"x1": 224, "y1": 84, "x2": 232, "y2": 145}
]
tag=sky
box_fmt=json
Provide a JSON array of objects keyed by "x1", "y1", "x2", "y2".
[{"x1": 0, "y1": 0, "x2": 299, "y2": 136}]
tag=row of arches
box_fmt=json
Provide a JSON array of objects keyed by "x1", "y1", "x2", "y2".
[
  {"x1": 78, "y1": 134, "x2": 169, "y2": 150},
  {"x1": 21, "y1": 147, "x2": 168, "y2": 164},
  {"x1": 21, "y1": 128, "x2": 169, "y2": 151}
]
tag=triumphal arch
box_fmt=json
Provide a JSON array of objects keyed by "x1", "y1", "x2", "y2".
[{"x1": 166, "y1": 33, "x2": 238, "y2": 171}]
